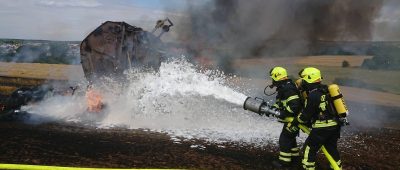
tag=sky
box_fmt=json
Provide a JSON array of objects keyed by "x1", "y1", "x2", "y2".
[
  {"x1": 0, "y1": 0, "x2": 399, "y2": 41},
  {"x1": 0, "y1": 0, "x2": 195, "y2": 41}
]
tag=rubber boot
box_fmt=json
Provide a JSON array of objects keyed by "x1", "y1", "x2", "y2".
[{"x1": 272, "y1": 159, "x2": 290, "y2": 169}]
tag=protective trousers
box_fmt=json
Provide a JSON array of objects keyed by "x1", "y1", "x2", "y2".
[
  {"x1": 302, "y1": 126, "x2": 341, "y2": 170},
  {"x1": 279, "y1": 122, "x2": 300, "y2": 164}
]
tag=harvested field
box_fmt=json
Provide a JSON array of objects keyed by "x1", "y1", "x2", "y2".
[
  {"x1": 0, "y1": 62, "x2": 84, "y2": 95},
  {"x1": 237, "y1": 77, "x2": 400, "y2": 109},
  {"x1": 341, "y1": 86, "x2": 400, "y2": 107},
  {"x1": 295, "y1": 55, "x2": 373, "y2": 67},
  {"x1": 0, "y1": 62, "x2": 83, "y2": 81},
  {"x1": 232, "y1": 55, "x2": 372, "y2": 68},
  {"x1": 233, "y1": 56, "x2": 400, "y2": 94}
]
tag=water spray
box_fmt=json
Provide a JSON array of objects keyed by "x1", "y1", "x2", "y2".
[{"x1": 21, "y1": 58, "x2": 283, "y2": 146}]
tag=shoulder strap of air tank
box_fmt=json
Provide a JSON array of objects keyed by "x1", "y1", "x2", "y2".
[
  {"x1": 317, "y1": 85, "x2": 335, "y2": 116},
  {"x1": 330, "y1": 93, "x2": 343, "y2": 100},
  {"x1": 317, "y1": 84, "x2": 331, "y2": 100}
]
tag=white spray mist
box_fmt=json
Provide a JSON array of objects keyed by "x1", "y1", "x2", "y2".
[{"x1": 22, "y1": 58, "x2": 286, "y2": 146}]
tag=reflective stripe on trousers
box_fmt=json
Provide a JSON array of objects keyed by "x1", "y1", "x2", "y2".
[
  {"x1": 291, "y1": 147, "x2": 300, "y2": 156},
  {"x1": 302, "y1": 146, "x2": 316, "y2": 170},
  {"x1": 279, "y1": 151, "x2": 292, "y2": 162},
  {"x1": 279, "y1": 147, "x2": 300, "y2": 163}
]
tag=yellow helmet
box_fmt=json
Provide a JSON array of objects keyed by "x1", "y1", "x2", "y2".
[
  {"x1": 299, "y1": 67, "x2": 322, "y2": 83},
  {"x1": 269, "y1": 66, "x2": 288, "y2": 81}
]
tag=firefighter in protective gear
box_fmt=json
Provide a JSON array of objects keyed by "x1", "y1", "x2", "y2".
[
  {"x1": 291, "y1": 67, "x2": 342, "y2": 170},
  {"x1": 268, "y1": 67, "x2": 303, "y2": 167}
]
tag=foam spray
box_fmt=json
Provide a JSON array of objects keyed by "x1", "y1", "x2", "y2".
[{"x1": 22, "y1": 57, "x2": 285, "y2": 146}]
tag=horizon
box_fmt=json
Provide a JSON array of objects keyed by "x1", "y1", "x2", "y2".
[
  {"x1": 2, "y1": 38, "x2": 400, "y2": 43},
  {"x1": 0, "y1": 0, "x2": 399, "y2": 41}
]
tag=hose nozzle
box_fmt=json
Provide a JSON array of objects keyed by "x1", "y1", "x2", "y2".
[{"x1": 243, "y1": 97, "x2": 280, "y2": 117}]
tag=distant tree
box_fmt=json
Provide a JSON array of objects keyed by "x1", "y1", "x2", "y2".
[{"x1": 342, "y1": 60, "x2": 350, "y2": 68}]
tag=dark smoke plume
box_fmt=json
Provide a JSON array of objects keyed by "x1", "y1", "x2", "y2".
[{"x1": 177, "y1": 0, "x2": 383, "y2": 58}]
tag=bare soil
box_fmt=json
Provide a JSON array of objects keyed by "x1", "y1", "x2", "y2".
[{"x1": 0, "y1": 118, "x2": 399, "y2": 170}]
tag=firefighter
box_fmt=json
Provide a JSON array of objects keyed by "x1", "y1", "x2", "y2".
[
  {"x1": 289, "y1": 67, "x2": 342, "y2": 170},
  {"x1": 268, "y1": 67, "x2": 303, "y2": 168}
]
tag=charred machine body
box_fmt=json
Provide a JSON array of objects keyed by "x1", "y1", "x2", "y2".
[{"x1": 80, "y1": 19, "x2": 173, "y2": 82}]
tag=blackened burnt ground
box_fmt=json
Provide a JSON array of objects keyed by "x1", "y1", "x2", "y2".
[{"x1": 0, "y1": 120, "x2": 399, "y2": 170}]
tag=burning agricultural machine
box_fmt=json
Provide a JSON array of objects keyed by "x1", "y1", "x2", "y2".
[
  {"x1": 0, "y1": 19, "x2": 174, "y2": 116},
  {"x1": 80, "y1": 18, "x2": 173, "y2": 82},
  {"x1": 80, "y1": 19, "x2": 174, "y2": 112}
]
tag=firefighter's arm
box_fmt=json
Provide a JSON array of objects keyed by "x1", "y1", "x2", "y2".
[
  {"x1": 284, "y1": 92, "x2": 301, "y2": 115},
  {"x1": 277, "y1": 90, "x2": 301, "y2": 122},
  {"x1": 285, "y1": 96, "x2": 302, "y2": 132},
  {"x1": 270, "y1": 99, "x2": 280, "y2": 110},
  {"x1": 297, "y1": 93, "x2": 319, "y2": 124},
  {"x1": 286, "y1": 93, "x2": 319, "y2": 132},
  {"x1": 272, "y1": 100, "x2": 288, "y2": 120}
]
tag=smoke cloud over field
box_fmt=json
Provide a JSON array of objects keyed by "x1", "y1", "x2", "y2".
[
  {"x1": 177, "y1": 0, "x2": 383, "y2": 57},
  {"x1": 172, "y1": 0, "x2": 400, "y2": 130}
]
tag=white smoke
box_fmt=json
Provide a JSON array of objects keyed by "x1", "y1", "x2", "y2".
[{"x1": 22, "y1": 58, "x2": 291, "y2": 146}]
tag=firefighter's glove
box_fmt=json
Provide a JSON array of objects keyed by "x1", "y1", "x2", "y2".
[
  {"x1": 266, "y1": 105, "x2": 279, "y2": 117},
  {"x1": 276, "y1": 112, "x2": 287, "y2": 122},
  {"x1": 286, "y1": 118, "x2": 299, "y2": 133}
]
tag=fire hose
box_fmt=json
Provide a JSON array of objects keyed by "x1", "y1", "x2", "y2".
[
  {"x1": 0, "y1": 164, "x2": 180, "y2": 170},
  {"x1": 243, "y1": 97, "x2": 340, "y2": 170}
]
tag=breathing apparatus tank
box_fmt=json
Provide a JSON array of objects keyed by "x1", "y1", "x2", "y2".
[
  {"x1": 328, "y1": 84, "x2": 348, "y2": 118},
  {"x1": 295, "y1": 79, "x2": 349, "y2": 125}
]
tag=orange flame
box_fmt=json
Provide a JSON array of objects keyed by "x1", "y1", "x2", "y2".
[{"x1": 86, "y1": 88, "x2": 103, "y2": 113}]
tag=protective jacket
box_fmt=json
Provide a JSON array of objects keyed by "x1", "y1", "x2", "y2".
[
  {"x1": 297, "y1": 84, "x2": 338, "y2": 128},
  {"x1": 273, "y1": 79, "x2": 302, "y2": 122},
  {"x1": 296, "y1": 83, "x2": 342, "y2": 170}
]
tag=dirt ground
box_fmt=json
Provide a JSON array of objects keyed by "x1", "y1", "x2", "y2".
[{"x1": 0, "y1": 118, "x2": 399, "y2": 170}]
